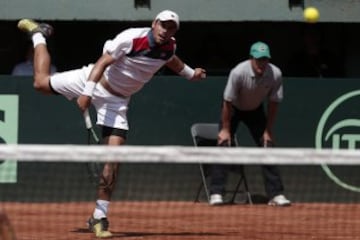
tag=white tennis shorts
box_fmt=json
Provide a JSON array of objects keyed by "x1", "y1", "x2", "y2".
[{"x1": 50, "y1": 64, "x2": 130, "y2": 130}]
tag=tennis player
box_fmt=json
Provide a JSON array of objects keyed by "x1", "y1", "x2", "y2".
[
  {"x1": 17, "y1": 10, "x2": 206, "y2": 238},
  {"x1": 209, "y1": 42, "x2": 291, "y2": 207}
]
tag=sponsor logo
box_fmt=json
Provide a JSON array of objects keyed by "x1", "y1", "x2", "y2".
[
  {"x1": 0, "y1": 95, "x2": 19, "y2": 183},
  {"x1": 315, "y1": 90, "x2": 360, "y2": 192}
]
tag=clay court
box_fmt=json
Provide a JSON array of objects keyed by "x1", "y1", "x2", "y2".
[{"x1": 3, "y1": 201, "x2": 360, "y2": 240}]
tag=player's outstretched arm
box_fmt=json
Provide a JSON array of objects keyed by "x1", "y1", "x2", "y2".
[{"x1": 166, "y1": 55, "x2": 206, "y2": 81}]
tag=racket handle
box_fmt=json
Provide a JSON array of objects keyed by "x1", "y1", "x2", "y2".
[{"x1": 83, "y1": 109, "x2": 93, "y2": 129}]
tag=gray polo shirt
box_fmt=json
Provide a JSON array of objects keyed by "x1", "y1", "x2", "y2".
[{"x1": 223, "y1": 59, "x2": 283, "y2": 111}]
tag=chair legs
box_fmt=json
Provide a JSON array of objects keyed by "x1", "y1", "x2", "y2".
[
  {"x1": 194, "y1": 164, "x2": 210, "y2": 203},
  {"x1": 242, "y1": 168, "x2": 253, "y2": 204},
  {"x1": 229, "y1": 167, "x2": 252, "y2": 204},
  {"x1": 194, "y1": 164, "x2": 252, "y2": 204}
]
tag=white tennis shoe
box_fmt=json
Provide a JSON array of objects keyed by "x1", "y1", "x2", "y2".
[
  {"x1": 268, "y1": 194, "x2": 291, "y2": 206},
  {"x1": 209, "y1": 194, "x2": 224, "y2": 206}
]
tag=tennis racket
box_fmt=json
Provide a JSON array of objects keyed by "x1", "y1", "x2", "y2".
[
  {"x1": 84, "y1": 109, "x2": 100, "y2": 145},
  {"x1": 83, "y1": 109, "x2": 102, "y2": 186}
]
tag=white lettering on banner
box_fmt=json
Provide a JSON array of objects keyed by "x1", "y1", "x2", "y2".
[
  {"x1": 0, "y1": 95, "x2": 19, "y2": 183},
  {"x1": 316, "y1": 90, "x2": 360, "y2": 192}
]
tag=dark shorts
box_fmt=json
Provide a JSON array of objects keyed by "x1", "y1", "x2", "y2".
[{"x1": 102, "y1": 126, "x2": 128, "y2": 140}]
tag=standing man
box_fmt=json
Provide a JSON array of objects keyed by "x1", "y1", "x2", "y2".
[
  {"x1": 209, "y1": 41, "x2": 291, "y2": 207},
  {"x1": 17, "y1": 10, "x2": 206, "y2": 238}
]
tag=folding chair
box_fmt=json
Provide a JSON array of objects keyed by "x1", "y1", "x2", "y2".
[{"x1": 191, "y1": 123, "x2": 252, "y2": 204}]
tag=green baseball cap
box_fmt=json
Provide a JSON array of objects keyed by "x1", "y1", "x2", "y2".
[{"x1": 250, "y1": 41, "x2": 271, "y2": 59}]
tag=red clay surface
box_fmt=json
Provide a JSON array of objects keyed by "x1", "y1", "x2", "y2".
[{"x1": 3, "y1": 201, "x2": 360, "y2": 240}]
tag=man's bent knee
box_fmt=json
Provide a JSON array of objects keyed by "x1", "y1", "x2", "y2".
[{"x1": 33, "y1": 76, "x2": 52, "y2": 94}]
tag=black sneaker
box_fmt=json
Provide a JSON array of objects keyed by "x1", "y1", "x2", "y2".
[
  {"x1": 17, "y1": 19, "x2": 53, "y2": 38},
  {"x1": 87, "y1": 217, "x2": 113, "y2": 238}
]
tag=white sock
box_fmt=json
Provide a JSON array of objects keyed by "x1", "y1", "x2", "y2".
[
  {"x1": 93, "y1": 200, "x2": 110, "y2": 219},
  {"x1": 32, "y1": 33, "x2": 46, "y2": 48}
]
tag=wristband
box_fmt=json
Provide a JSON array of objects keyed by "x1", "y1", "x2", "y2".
[
  {"x1": 81, "y1": 81, "x2": 96, "y2": 97},
  {"x1": 179, "y1": 64, "x2": 195, "y2": 80}
]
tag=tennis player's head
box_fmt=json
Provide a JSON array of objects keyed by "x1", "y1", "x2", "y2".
[
  {"x1": 249, "y1": 41, "x2": 271, "y2": 76},
  {"x1": 152, "y1": 10, "x2": 179, "y2": 44}
]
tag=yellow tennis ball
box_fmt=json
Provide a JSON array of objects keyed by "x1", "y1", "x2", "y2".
[{"x1": 304, "y1": 7, "x2": 320, "y2": 23}]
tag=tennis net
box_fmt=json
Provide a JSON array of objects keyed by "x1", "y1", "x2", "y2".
[{"x1": 0, "y1": 144, "x2": 360, "y2": 240}]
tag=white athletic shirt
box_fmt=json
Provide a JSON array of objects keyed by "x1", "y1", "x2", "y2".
[
  {"x1": 102, "y1": 27, "x2": 176, "y2": 97},
  {"x1": 224, "y1": 59, "x2": 283, "y2": 111}
]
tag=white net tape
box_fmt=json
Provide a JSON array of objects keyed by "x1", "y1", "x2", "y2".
[{"x1": 0, "y1": 144, "x2": 360, "y2": 165}]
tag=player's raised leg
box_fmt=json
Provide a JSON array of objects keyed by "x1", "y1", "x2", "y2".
[{"x1": 17, "y1": 19, "x2": 54, "y2": 94}]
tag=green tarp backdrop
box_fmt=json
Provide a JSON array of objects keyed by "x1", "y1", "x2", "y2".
[{"x1": 0, "y1": 76, "x2": 359, "y2": 202}]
